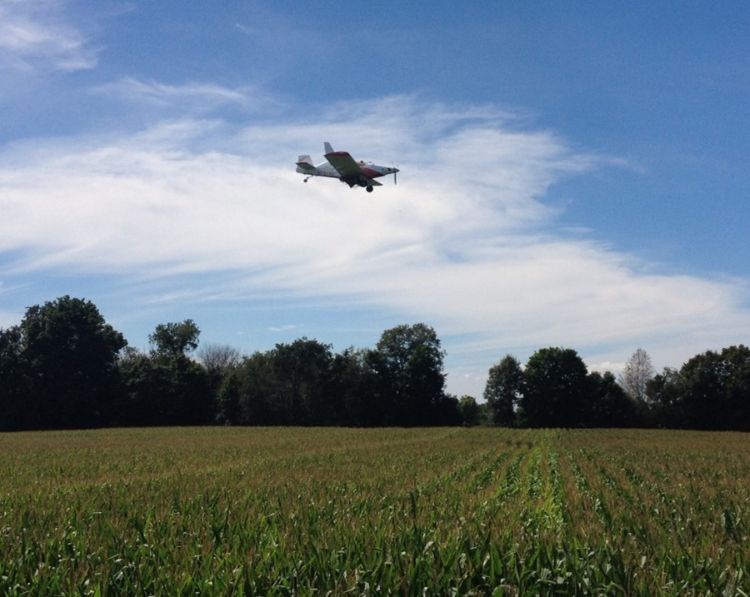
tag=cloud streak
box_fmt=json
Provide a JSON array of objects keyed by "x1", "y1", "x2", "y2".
[
  {"x1": 0, "y1": 0, "x2": 98, "y2": 72},
  {"x1": 93, "y1": 78, "x2": 273, "y2": 115},
  {"x1": 1, "y1": 94, "x2": 748, "y2": 394}
]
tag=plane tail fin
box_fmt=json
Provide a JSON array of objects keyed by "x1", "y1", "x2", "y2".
[
  {"x1": 324, "y1": 142, "x2": 334, "y2": 154},
  {"x1": 296, "y1": 154, "x2": 316, "y2": 173}
]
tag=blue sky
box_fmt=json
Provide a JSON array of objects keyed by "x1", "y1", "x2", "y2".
[{"x1": 1, "y1": 1, "x2": 749, "y2": 397}]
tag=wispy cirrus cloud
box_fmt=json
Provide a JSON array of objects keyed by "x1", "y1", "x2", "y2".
[
  {"x1": 0, "y1": 0, "x2": 98, "y2": 72},
  {"x1": 0, "y1": 94, "x2": 748, "y2": 394},
  {"x1": 93, "y1": 78, "x2": 273, "y2": 114}
]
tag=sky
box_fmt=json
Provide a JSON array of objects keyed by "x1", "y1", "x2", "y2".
[{"x1": 1, "y1": 0, "x2": 749, "y2": 398}]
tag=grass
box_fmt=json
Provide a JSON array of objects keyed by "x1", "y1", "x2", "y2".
[{"x1": 0, "y1": 427, "x2": 748, "y2": 595}]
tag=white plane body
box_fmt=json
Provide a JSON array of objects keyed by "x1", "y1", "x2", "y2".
[{"x1": 296, "y1": 142, "x2": 399, "y2": 192}]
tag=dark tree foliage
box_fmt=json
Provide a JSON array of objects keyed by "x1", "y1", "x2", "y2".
[
  {"x1": 3, "y1": 295, "x2": 750, "y2": 431},
  {"x1": 223, "y1": 326, "x2": 455, "y2": 427},
  {"x1": 215, "y1": 370, "x2": 241, "y2": 425},
  {"x1": 199, "y1": 343, "x2": 241, "y2": 407},
  {"x1": 588, "y1": 371, "x2": 639, "y2": 427},
  {"x1": 667, "y1": 345, "x2": 750, "y2": 430},
  {"x1": 227, "y1": 339, "x2": 338, "y2": 426},
  {"x1": 435, "y1": 393, "x2": 462, "y2": 426},
  {"x1": 0, "y1": 326, "x2": 29, "y2": 431},
  {"x1": 270, "y1": 339, "x2": 337, "y2": 425},
  {"x1": 484, "y1": 355, "x2": 523, "y2": 426},
  {"x1": 329, "y1": 348, "x2": 380, "y2": 426},
  {"x1": 370, "y1": 323, "x2": 448, "y2": 426},
  {"x1": 117, "y1": 319, "x2": 211, "y2": 427},
  {"x1": 229, "y1": 352, "x2": 279, "y2": 425},
  {"x1": 458, "y1": 395, "x2": 481, "y2": 426},
  {"x1": 645, "y1": 367, "x2": 684, "y2": 427},
  {"x1": 521, "y1": 347, "x2": 591, "y2": 428},
  {"x1": 116, "y1": 347, "x2": 212, "y2": 426},
  {"x1": 0, "y1": 296, "x2": 126, "y2": 430}
]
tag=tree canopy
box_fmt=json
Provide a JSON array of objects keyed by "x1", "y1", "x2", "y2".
[
  {"x1": 2, "y1": 295, "x2": 750, "y2": 431},
  {"x1": 484, "y1": 355, "x2": 523, "y2": 426},
  {"x1": 521, "y1": 347, "x2": 591, "y2": 427},
  {"x1": 0, "y1": 296, "x2": 126, "y2": 429}
]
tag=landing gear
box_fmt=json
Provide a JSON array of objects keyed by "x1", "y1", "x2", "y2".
[
  {"x1": 304, "y1": 176, "x2": 311, "y2": 183},
  {"x1": 366, "y1": 186, "x2": 373, "y2": 193}
]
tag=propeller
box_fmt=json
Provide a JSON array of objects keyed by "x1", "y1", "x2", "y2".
[{"x1": 393, "y1": 164, "x2": 398, "y2": 185}]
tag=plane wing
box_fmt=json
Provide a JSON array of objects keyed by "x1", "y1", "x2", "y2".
[
  {"x1": 323, "y1": 149, "x2": 363, "y2": 179},
  {"x1": 322, "y1": 143, "x2": 384, "y2": 189}
]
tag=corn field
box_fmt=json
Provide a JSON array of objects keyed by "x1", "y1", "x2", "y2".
[{"x1": 0, "y1": 427, "x2": 748, "y2": 595}]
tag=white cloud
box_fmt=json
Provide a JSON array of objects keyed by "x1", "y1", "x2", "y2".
[
  {"x1": 1, "y1": 95, "x2": 748, "y2": 395},
  {"x1": 268, "y1": 324, "x2": 297, "y2": 332},
  {"x1": 93, "y1": 78, "x2": 271, "y2": 114},
  {"x1": 0, "y1": 0, "x2": 98, "y2": 72}
]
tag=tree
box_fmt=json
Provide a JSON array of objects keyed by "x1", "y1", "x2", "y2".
[
  {"x1": 588, "y1": 371, "x2": 639, "y2": 427},
  {"x1": 328, "y1": 348, "x2": 379, "y2": 426},
  {"x1": 199, "y1": 343, "x2": 241, "y2": 374},
  {"x1": 231, "y1": 351, "x2": 279, "y2": 425},
  {"x1": 484, "y1": 355, "x2": 523, "y2": 426},
  {"x1": 678, "y1": 345, "x2": 750, "y2": 430},
  {"x1": 119, "y1": 320, "x2": 212, "y2": 426},
  {"x1": 269, "y1": 338, "x2": 335, "y2": 425},
  {"x1": 8, "y1": 296, "x2": 126, "y2": 429},
  {"x1": 228, "y1": 339, "x2": 337, "y2": 426},
  {"x1": 458, "y1": 395, "x2": 480, "y2": 426},
  {"x1": 520, "y1": 347, "x2": 591, "y2": 427},
  {"x1": 215, "y1": 371, "x2": 241, "y2": 425},
  {"x1": 371, "y1": 323, "x2": 447, "y2": 426},
  {"x1": 199, "y1": 343, "x2": 242, "y2": 409},
  {"x1": 149, "y1": 319, "x2": 200, "y2": 357},
  {"x1": 0, "y1": 326, "x2": 29, "y2": 430},
  {"x1": 619, "y1": 348, "x2": 654, "y2": 402},
  {"x1": 645, "y1": 367, "x2": 684, "y2": 427}
]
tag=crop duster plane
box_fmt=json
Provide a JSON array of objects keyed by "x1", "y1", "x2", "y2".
[{"x1": 296, "y1": 142, "x2": 399, "y2": 192}]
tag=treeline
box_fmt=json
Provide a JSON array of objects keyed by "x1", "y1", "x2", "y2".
[
  {"x1": 1, "y1": 296, "x2": 749, "y2": 431},
  {"x1": 484, "y1": 347, "x2": 748, "y2": 430},
  {"x1": 0, "y1": 296, "x2": 460, "y2": 430}
]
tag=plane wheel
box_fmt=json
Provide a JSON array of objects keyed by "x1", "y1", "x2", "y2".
[{"x1": 366, "y1": 186, "x2": 373, "y2": 193}]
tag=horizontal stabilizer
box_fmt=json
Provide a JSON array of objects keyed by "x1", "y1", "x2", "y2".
[{"x1": 296, "y1": 155, "x2": 316, "y2": 173}]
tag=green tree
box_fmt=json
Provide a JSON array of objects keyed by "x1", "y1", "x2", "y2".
[
  {"x1": 119, "y1": 320, "x2": 212, "y2": 426},
  {"x1": 0, "y1": 326, "x2": 29, "y2": 430},
  {"x1": 228, "y1": 339, "x2": 337, "y2": 426},
  {"x1": 371, "y1": 323, "x2": 446, "y2": 426},
  {"x1": 521, "y1": 347, "x2": 591, "y2": 428},
  {"x1": 484, "y1": 355, "x2": 523, "y2": 426},
  {"x1": 678, "y1": 345, "x2": 750, "y2": 430},
  {"x1": 589, "y1": 370, "x2": 639, "y2": 427},
  {"x1": 199, "y1": 343, "x2": 242, "y2": 412},
  {"x1": 230, "y1": 351, "x2": 279, "y2": 425},
  {"x1": 149, "y1": 319, "x2": 200, "y2": 357},
  {"x1": 270, "y1": 338, "x2": 335, "y2": 425},
  {"x1": 215, "y1": 369, "x2": 241, "y2": 425},
  {"x1": 645, "y1": 367, "x2": 684, "y2": 427},
  {"x1": 329, "y1": 348, "x2": 379, "y2": 426},
  {"x1": 14, "y1": 296, "x2": 126, "y2": 429},
  {"x1": 458, "y1": 395, "x2": 480, "y2": 426}
]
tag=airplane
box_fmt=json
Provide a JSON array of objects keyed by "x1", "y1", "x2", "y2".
[{"x1": 296, "y1": 142, "x2": 399, "y2": 192}]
